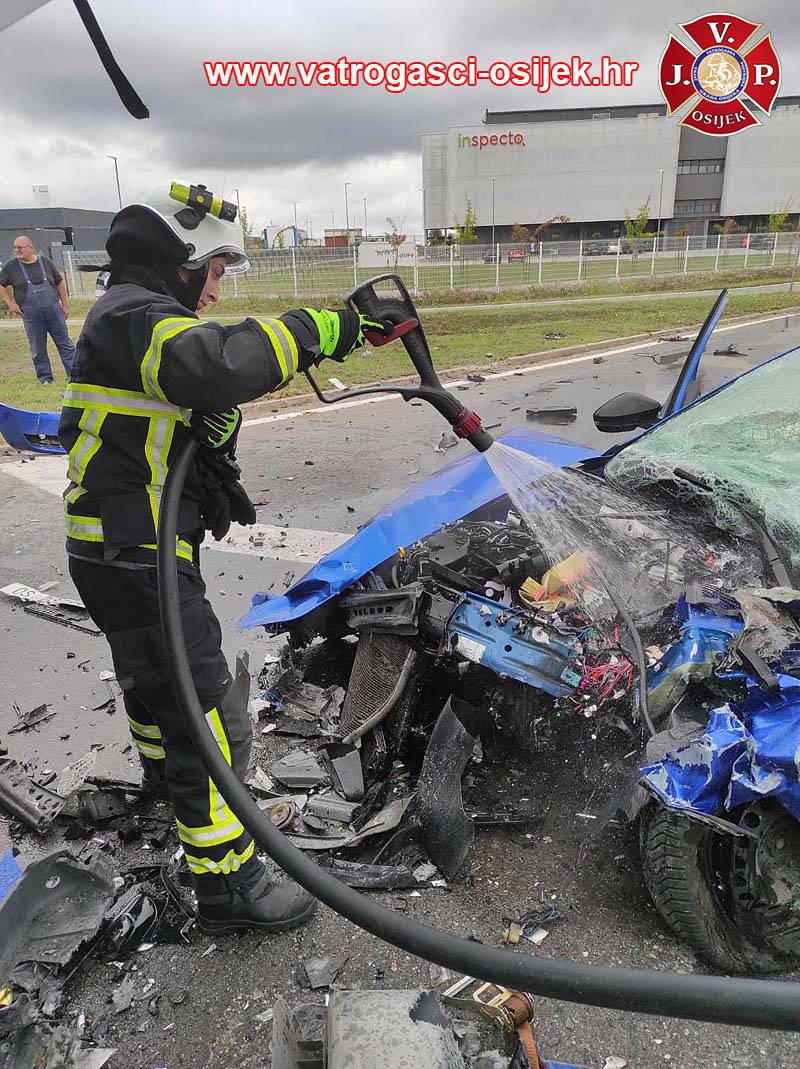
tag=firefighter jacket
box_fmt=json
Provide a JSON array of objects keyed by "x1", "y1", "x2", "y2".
[{"x1": 59, "y1": 271, "x2": 306, "y2": 564}]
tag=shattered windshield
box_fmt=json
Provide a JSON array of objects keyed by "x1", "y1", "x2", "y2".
[{"x1": 605, "y1": 348, "x2": 800, "y2": 578}]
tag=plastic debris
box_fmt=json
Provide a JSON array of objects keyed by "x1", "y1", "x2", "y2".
[
  {"x1": 320, "y1": 743, "x2": 365, "y2": 801},
  {"x1": 0, "y1": 758, "x2": 66, "y2": 832},
  {"x1": 435, "y1": 431, "x2": 459, "y2": 452},
  {"x1": 297, "y1": 954, "x2": 347, "y2": 990},
  {"x1": 270, "y1": 749, "x2": 329, "y2": 790},
  {"x1": 1, "y1": 582, "x2": 100, "y2": 634},
  {"x1": 525, "y1": 406, "x2": 578, "y2": 426},
  {"x1": 111, "y1": 973, "x2": 136, "y2": 1014},
  {"x1": 8, "y1": 702, "x2": 55, "y2": 734},
  {"x1": 604, "y1": 1058, "x2": 628, "y2": 1069}
]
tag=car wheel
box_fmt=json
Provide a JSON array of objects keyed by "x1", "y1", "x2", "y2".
[{"x1": 640, "y1": 801, "x2": 800, "y2": 974}]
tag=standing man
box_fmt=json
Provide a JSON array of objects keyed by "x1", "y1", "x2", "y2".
[
  {"x1": 0, "y1": 235, "x2": 76, "y2": 384},
  {"x1": 59, "y1": 181, "x2": 391, "y2": 932}
]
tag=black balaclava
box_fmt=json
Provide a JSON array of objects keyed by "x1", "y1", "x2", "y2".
[{"x1": 105, "y1": 204, "x2": 209, "y2": 310}]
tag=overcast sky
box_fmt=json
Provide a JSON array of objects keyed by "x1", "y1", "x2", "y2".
[{"x1": 1, "y1": 0, "x2": 796, "y2": 238}]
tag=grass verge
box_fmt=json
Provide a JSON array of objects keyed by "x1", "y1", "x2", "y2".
[{"x1": 1, "y1": 290, "x2": 798, "y2": 411}]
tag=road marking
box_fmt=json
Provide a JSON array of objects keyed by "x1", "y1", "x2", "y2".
[
  {"x1": 207, "y1": 522, "x2": 346, "y2": 561},
  {"x1": 0, "y1": 455, "x2": 347, "y2": 563},
  {"x1": 242, "y1": 312, "x2": 800, "y2": 429}
]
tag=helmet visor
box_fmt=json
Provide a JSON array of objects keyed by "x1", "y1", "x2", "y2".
[{"x1": 185, "y1": 245, "x2": 251, "y2": 275}]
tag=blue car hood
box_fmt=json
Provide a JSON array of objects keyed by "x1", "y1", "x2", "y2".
[{"x1": 239, "y1": 427, "x2": 598, "y2": 629}]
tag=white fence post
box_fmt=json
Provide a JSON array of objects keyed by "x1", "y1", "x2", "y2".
[
  {"x1": 615, "y1": 242, "x2": 621, "y2": 280},
  {"x1": 63, "y1": 248, "x2": 78, "y2": 297},
  {"x1": 771, "y1": 231, "x2": 779, "y2": 268},
  {"x1": 683, "y1": 235, "x2": 690, "y2": 274},
  {"x1": 743, "y1": 234, "x2": 750, "y2": 269},
  {"x1": 412, "y1": 243, "x2": 419, "y2": 295},
  {"x1": 449, "y1": 243, "x2": 454, "y2": 289},
  {"x1": 353, "y1": 243, "x2": 358, "y2": 287},
  {"x1": 495, "y1": 243, "x2": 500, "y2": 291},
  {"x1": 538, "y1": 241, "x2": 543, "y2": 285},
  {"x1": 714, "y1": 233, "x2": 721, "y2": 272},
  {"x1": 577, "y1": 239, "x2": 584, "y2": 281},
  {"x1": 291, "y1": 247, "x2": 298, "y2": 298}
]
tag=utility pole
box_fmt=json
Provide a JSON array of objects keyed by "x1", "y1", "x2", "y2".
[
  {"x1": 106, "y1": 155, "x2": 122, "y2": 209},
  {"x1": 292, "y1": 201, "x2": 299, "y2": 246},
  {"x1": 420, "y1": 186, "x2": 426, "y2": 244},
  {"x1": 232, "y1": 187, "x2": 244, "y2": 241},
  {"x1": 344, "y1": 182, "x2": 351, "y2": 245},
  {"x1": 656, "y1": 168, "x2": 664, "y2": 253},
  {"x1": 363, "y1": 197, "x2": 368, "y2": 239},
  {"x1": 491, "y1": 177, "x2": 496, "y2": 250}
]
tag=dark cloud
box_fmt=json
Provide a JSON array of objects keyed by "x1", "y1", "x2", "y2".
[{"x1": 2, "y1": 0, "x2": 796, "y2": 230}]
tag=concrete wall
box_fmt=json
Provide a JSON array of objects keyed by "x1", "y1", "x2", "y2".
[
  {"x1": 423, "y1": 116, "x2": 680, "y2": 231},
  {"x1": 720, "y1": 108, "x2": 800, "y2": 217}
]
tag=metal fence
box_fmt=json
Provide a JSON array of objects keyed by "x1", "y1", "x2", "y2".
[{"x1": 63, "y1": 231, "x2": 800, "y2": 303}]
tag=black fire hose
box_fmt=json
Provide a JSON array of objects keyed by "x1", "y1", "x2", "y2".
[{"x1": 158, "y1": 437, "x2": 800, "y2": 1031}]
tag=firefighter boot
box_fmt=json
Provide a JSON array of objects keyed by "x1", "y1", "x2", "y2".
[{"x1": 196, "y1": 865, "x2": 316, "y2": 933}]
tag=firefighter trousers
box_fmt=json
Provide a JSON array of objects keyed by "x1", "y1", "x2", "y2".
[{"x1": 68, "y1": 556, "x2": 261, "y2": 902}]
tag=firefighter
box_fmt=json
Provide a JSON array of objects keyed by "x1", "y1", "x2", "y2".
[{"x1": 59, "y1": 182, "x2": 390, "y2": 932}]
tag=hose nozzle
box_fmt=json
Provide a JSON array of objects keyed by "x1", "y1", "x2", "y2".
[{"x1": 451, "y1": 406, "x2": 494, "y2": 452}]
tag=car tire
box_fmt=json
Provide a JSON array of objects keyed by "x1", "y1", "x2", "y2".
[{"x1": 640, "y1": 802, "x2": 800, "y2": 974}]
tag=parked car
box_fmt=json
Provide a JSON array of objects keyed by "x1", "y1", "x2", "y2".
[{"x1": 242, "y1": 292, "x2": 800, "y2": 975}]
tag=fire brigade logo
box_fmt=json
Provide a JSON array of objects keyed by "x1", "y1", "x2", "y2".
[{"x1": 659, "y1": 13, "x2": 781, "y2": 135}]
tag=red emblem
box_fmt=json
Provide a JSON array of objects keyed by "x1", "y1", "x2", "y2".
[{"x1": 659, "y1": 13, "x2": 781, "y2": 136}]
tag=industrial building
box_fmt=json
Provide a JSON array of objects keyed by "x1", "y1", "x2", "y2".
[
  {"x1": 0, "y1": 206, "x2": 115, "y2": 267},
  {"x1": 421, "y1": 97, "x2": 800, "y2": 243}
]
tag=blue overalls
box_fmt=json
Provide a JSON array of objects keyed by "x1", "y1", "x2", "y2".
[{"x1": 19, "y1": 257, "x2": 76, "y2": 383}]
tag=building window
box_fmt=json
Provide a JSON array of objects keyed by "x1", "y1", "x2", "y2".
[
  {"x1": 677, "y1": 159, "x2": 725, "y2": 175},
  {"x1": 674, "y1": 199, "x2": 721, "y2": 216},
  {"x1": 591, "y1": 111, "x2": 611, "y2": 120}
]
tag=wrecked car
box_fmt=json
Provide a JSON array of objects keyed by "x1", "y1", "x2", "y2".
[{"x1": 242, "y1": 297, "x2": 800, "y2": 975}]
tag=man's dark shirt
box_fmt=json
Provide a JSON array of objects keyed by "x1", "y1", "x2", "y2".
[{"x1": 0, "y1": 256, "x2": 62, "y2": 310}]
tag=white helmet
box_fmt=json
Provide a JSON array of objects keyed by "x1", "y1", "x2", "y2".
[{"x1": 116, "y1": 181, "x2": 251, "y2": 274}]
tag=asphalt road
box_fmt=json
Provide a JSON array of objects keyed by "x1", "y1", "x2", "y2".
[{"x1": 1, "y1": 311, "x2": 799, "y2": 1068}]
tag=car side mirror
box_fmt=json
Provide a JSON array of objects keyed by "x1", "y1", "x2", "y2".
[{"x1": 593, "y1": 392, "x2": 662, "y2": 433}]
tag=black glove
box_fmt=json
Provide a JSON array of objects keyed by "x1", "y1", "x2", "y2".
[
  {"x1": 190, "y1": 407, "x2": 242, "y2": 454},
  {"x1": 194, "y1": 450, "x2": 256, "y2": 541},
  {"x1": 280, "y1": 309, "x2": 393, "y2": 370}
]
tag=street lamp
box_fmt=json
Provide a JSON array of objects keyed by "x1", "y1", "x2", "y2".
[
  {"x1": 656, "y1": 168, "x2": 665, "y2": 253},
  {"x1": 344, "y1": 182, "x2": 351, "y2": 245},
  {"x1": 420, "y1": 186, "x2": 426, "y2": 245},
  {"x1": 106, "y1": 154, "x2": 122, "y2": 209},
  {"x1": 363, "y1": 196, "x2": 368, "y2": 239},
  {"x1": 491, "y1": 177, "x2": 496, "y2": 250},
  {"x1": 292, "y1": 201, "x2": 299, "y2": 246}
]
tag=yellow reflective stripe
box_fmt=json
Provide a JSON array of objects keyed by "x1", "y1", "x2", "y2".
[
  {"x1": 63, "y1": 383, "x2": 183, "y2": 418},
  {"x1": 126, "y1": 714, "x2": 162, "y2": 740},
  {"x1": 65, "y1": 514, "x2": 104, "y2": 541},
  {"x1": 138, "y1": 537, "x2": 194, "y2": 561},
  {"x1": 184, "y1": 841, "x2": 255, "y2": 876},
  {"x1": 64, "y1": 483, "x2": 87, "y2": 506},
  {"x1": 144, "y1": 416, "x2": 177, "y2": 535},
  {"x1": 134, "y1": 739, "x2": 166, "y2": 760},
  {"x1": 271, "y1": 318, "x2": 298, "y2": 376},
  {"x1": 176, "y1": 816, "x2": 245, "y2": 848},
  {"x1": 141, "y1": 317, "x2": 199, "y2": 401},
  {"x1": 253, "y1": 318, "x2": 293, "y2": 385},
  {"x1": 67, "y1": 408, "x2": 106, "y2": 485},
  {"x1": 206, "y1": 707, "x2": 234, "y2": 828}
]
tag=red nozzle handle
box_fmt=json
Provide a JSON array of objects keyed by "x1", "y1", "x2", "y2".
[{"x1": 363, "y1": 318, "x2": 419, "y2": 347}]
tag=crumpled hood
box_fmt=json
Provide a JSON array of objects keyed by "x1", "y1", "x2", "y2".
[{"x1": 239, "y1": 426, "x2": 598, "y2": 629}]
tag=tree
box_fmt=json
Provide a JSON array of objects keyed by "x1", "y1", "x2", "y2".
[
  {"x1": 623, "y1": 196, "x2": 651, "y2": 243},
  {"x1": 511, "y1": 224, "x2": 531, "y2": 246},
  {"x1": 385, "y1": 217, "x2": 407, "y2": 267},
  {"x1": 239, "y1": 204, "x2": 263, "y2": 252},
  {"x1": 768, "y1": 201, "x2": 795, "y2": 232},
  {"x1": 531, "y1": 214, "x2": 570, "y2": 244},
  {"x1": 454, "y1": 197, "x2": 478, "y2": 244},
  {"x1": 713, "y1": 217, "x2": 741, "y2": 235},
  {"x1": 427, "y1": 229, "x2": 446, "y2": 246}
]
